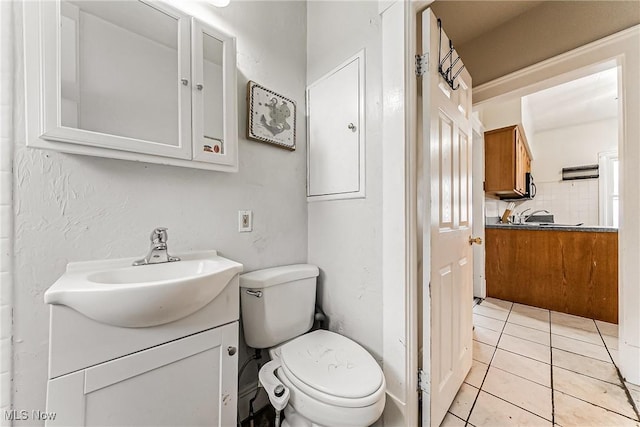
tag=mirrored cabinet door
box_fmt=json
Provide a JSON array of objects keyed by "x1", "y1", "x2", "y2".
[{"x1": 191, "y1": 19, "x2": 238, "y2": 166}]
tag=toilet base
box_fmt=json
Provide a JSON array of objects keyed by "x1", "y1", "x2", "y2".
[{"x1": 281, "y1": 405, "x2": 324, "y2": 427}]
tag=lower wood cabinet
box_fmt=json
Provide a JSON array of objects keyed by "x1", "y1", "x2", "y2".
[{"x1": 485, "y1": 228, "x2": 618, "y2": 323}]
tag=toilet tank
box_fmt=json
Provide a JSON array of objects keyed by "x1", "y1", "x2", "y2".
[{"x1": 240, "y1": 264, "x2": 319, "y2": 349}]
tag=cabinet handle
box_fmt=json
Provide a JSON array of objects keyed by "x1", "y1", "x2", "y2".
[
  {"x1": 181, "y1": 78, "x2": 189, "y2": 86},
  {"x1": 227, "y1": 346, "x2": 237, "y2": 356},
  {"x1": 348, "y1": 123, "x2": 356, "y2": 132},
  {"x1": 196, "y1": 84, "x2": 204, "y2": 91}
]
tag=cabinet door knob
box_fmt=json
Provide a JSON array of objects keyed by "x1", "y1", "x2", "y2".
[
  {"x1": 469, "y1": 236, "x2": 483, "y2": 246},
  {"x1": 181, "y1": 78, "x2": 189, "y2": 86},
  {"x1": 347, "y1": 123, "x2": 356, "y2": 131},
  {"x1": 227, "y1": 346, "x2": 237, "y2": 356},
  {"x1": 196, "y1": 84, "x2": 204, "y2": 91}
]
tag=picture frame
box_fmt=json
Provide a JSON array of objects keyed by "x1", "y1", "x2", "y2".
[{"x1": 247, "y1": 81, "x2": 296, "y2": 150}]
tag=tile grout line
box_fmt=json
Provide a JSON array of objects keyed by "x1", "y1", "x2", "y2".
[
  {"x1": 594, "y1": 320, "x2": 640, "y2": 421},
  {"x1": 549, "y1": 310, "x2": 556, "y2": 426},
  {"x1": 553, "y1": 389, "x2": 640, "y2": 422},
  {"x1": 465, "y1": 301, "x2": 514, "y2": 426}
]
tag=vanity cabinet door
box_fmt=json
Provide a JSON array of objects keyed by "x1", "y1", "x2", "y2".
[
  {"x1": 45, "y1": 322, "x2": 239, "y2": 427},
  {"x1": 191, "y1": 19, "x2": 238, "y2": 167},
  {"x1": 29, "y1": 0, "x2": 193, "y2": 159}
]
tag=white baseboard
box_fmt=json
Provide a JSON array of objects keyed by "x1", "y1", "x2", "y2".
[{"x1": 238, "y1": 382, "x2": 270, "y2": 423}]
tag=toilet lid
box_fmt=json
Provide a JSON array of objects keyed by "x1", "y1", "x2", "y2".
[{"x1": 280, "y1": 330, "x2": 383, "y2": 399}]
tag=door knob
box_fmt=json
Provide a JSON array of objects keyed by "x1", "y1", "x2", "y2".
[
  {"x1": 227, "y1": 346, "x2": 237, "y2": 356},
  {"x1": 468, "y1": 236, "x2": 483, "y2": 245}
]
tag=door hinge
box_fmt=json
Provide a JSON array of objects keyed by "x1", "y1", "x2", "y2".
[
  {"x1": 415, "y1": 53, "x2": 429, "y2": 77},
  {"x1": 418, "y1": 369, "x2": 429, "y2": 392}
]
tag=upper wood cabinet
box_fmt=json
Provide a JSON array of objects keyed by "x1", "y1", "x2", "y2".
[
  {"x1": 484, "y1": 124, "x2": 532, "y2": 198},
  {"x1": 24, "y1": 1, "x2": 238, "y2": 172}
]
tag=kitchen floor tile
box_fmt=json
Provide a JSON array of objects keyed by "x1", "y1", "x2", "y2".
[
  {"x1": 482, "y1": 366, "x2": 552, "y2": 420},
  {"x1": 551, "y1": 334, "x2": 612, "y2": 362},
  {"x1": 468, "y1": 391, "x2": 551, "y2": 427},
  {"x1": 554, "y1": 390, "x2": 639, "y2": 427},
  {"x1": 510, "y1": 303, "x2": 550, "y2": 321},
  {"x1": 602, "y1": 334, "x2": 619, "y2": 350},
  {"x1": 447, "y1": 383, "x2": 479, "y2": 420},
  {"x1": 626, "y1": 382, "x2": 640, "y2": 412},
  {"x1": 491, "y1": 348, "x2": 551, "y2": 387},
  {"x1": 550, "y1": 322, "x2": 604, "y2": 345},
  {"x1": 473, "y1": 304, "x2": 510, "y2": 321},
  {"x1": 482, "y1": 298, "x2": 513, "y2": 311},
  {"x1": 552, "y1": 348, "x2": 621, "y2": 385},
  {"x1": 473, "y1": 313, "x2": 505, "y2": 332},
  {"x1": 473, "y1": 340, "x2": 495, "y2": 364},
  {"x1": 498, "y1": 334, "x2": 550, "y2": 364},
  {"x1": 440, "y1": 412, "x2": 466, "y2": 427},
  {"x1": 473, "y1": 325, "x2": 500, "y2": 347},
  {"x1": 465, "y1": 360, "x2": 489, "y2": 388},
  {"x1": 507, "y1": 311, "x2": 550, "y2": 333},
  {"x1": 610, "y1": 348, "x2": 620, "y2": 365},
  {"x1": 552, "y1": 366, "x2": 638, "y2": 420},
  {"x1": 551, "y1": 311, "x2": 598, "y2": 332},
  {"x1": 502, "y1": 322, "x2": 550, "y2": 346},
  {"x1": 595, "y1": 320, "x2": 618, "y2": 337}
]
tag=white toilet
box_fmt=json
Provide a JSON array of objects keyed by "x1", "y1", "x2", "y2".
[{"x1": 240, "y1": 264, "x2": 386, "y2": 427}]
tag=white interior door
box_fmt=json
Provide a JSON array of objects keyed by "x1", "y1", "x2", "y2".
[{"x1": 420, "y1": 9, "x2": 474, "y2": 427}]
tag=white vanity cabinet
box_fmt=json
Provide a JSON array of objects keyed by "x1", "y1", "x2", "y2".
[
  {"x1": 47, "y1": 323, "x2": 238, "y2": 427},
  {"x1": 24, "y1": 1, "x2": 238, "y2": 172}
]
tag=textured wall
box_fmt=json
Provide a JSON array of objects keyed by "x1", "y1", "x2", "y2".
[
  {"x1": 307, "y1": 1, "x2": 383, "y2": 362},
  {"x1": 12, "y1": 0, "x2": 307, "y2": 420}
]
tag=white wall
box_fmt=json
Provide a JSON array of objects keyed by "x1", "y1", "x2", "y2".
[
  {"x1": 515, "y1": 118, "x2": 617, "y2": 225},
  {"x1": 11, "y1": 0, "x2": 307, "y2": 420},
  {"x1": 307, "y1": 0, "x2": 383, "y2": 363}
]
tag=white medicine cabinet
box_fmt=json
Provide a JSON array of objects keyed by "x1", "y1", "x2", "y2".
[{"x1": 24, "y1": 0, "x2": 238, "y2": 172}]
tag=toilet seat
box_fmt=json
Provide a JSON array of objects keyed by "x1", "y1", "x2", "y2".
[{"x1": 279, "y1": 330, "x2": 385, "y2": 408}]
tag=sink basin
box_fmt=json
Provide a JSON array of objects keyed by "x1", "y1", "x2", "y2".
[{"x1": 44, "y1": 251, "x2": 243, "y2": 328}]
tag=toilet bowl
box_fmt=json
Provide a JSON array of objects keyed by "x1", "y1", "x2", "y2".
[{"x1": 240, "y1": 265, "x2": 385, "y2": 427}]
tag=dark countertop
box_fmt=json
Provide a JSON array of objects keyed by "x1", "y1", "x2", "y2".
[{"x1": 486, "y1": 223, "x2": 618, "y2": 233}]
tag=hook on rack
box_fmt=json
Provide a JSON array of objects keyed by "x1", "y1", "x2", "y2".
[{"x1": 437, "y1": 19, "x2": 465, "y2": 91}]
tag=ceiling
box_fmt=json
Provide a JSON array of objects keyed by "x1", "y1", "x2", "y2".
[
  {"x1": 430, "y1": 1, "x2": 544, "y2": 45},
  {"x1": 523, "y1": 67, "x2": 619, "y2": 133}
]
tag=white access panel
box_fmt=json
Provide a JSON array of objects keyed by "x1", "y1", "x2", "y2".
[
  {"x1": 46, "y1": 322, "x2": 238, "y2": 427},
  {"x1": 307, "y1": 50, "x2": 365, "y2": 200}
]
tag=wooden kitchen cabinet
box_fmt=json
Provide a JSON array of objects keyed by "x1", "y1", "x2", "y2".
[{"x1": 485, "y1": 124, "x2": 532, "y2": 198}]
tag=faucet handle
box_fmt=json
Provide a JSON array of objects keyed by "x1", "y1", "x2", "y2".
[{"x1": 151, "y1": 227, "x2": 168, "y2": 244}]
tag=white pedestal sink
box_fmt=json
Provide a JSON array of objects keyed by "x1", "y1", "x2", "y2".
[{"x1": 44, "y1": 250, "x2": 243, "y2": 327}]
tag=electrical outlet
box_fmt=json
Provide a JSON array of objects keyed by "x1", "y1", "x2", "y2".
[{"x1": 238, "y1": 210, "x2": 252, "y2": 232}]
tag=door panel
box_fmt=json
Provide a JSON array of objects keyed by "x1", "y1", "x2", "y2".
[{"x1": 421, "y1": 8, "x2": 474, "y2": 427}]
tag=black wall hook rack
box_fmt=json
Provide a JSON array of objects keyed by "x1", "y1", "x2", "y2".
[{"x1": 437, "y1": 19, "x2": 465, "y2": 91}]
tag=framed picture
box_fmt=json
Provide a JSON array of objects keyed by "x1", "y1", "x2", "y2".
[{"x1": 247, "y1": 81, "x2": 296, "y2": 150}]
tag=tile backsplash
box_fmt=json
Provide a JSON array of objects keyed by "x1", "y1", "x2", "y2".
[{"x1": 485, "y1": 179, "x2": 600, "y2": 226}]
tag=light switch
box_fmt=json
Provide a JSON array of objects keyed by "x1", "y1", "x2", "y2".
[{"x1": 238, "y1": 210, "x2": 252, "y2": 232}]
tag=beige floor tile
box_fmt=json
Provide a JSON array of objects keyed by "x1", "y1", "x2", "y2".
[
  {"x1": 468, "y1": 391, "x2": 551, "y2": 426},
  {"x1": 626, "y1": 382, "x2": 640, "y2": 412},
  {"x1": 551, "y1": 311, "x2": 598, "y2": 332},
  {"x1": 498, "y1": 334, "x2": 550, "y2": 364},
  {"x1": 473, "y1": 313, "x2": 505, "y2": 332},
  {"x1": 552, "y1": 348, "x2": 621, "y2": 385},
  {"x1": 474, "y1": 304, "x2": 509, "y2": 321},
  {"x1": 473, "y1": 325, "x2": 500, "y2": 347},
  {"x1": 511, "y1": 303, "x2": 550, "y2": 321},
  {"x1": 551, "y1": 334, "x2": 612, "y2": 362},
  {"x1": 473, "y1": 340, "x2": 495, "y2": 364},
  {"x1": 507, "y1": 311, "x2": 550, "y2": 333},
  {"x1": 553, "y1": 366, "x2": 638, "y2": 420},
  {"x1": 492, "y1": 348, "x2": 551, "y2": 387},
  {"x1": 502, "y1": 322, "x2": 550, "y2": 346},
  {"x1": 610, "y1": 348, "x2": 620, "y2": 365},
  {"x1": 465, "y1": 359, "x2": 489, "y2": 388},
  {"x1": 554, "y1": 390, "x2": 639, "y2": 427},
  {"x1": 603, "y1": 334, "x2": 619, "y2": 350},
  {"x1": 482, "y1": 366, "x2": 552, "y2": 420},
  {"x1": 447, "y1": 383, "x2": 479, "y2": 421},
  {"x1": 551, "y1": 322, "x2": 604, "y2": 345},
  {"x1": 440, "y1": 412, "x2": 466, "y2": 427},
  {"x1": 483, "y1": 297, "x2": 513, "y2": 311},
  {"x1": 595, "y1": 319, "x2": 619, "y2": 337}
]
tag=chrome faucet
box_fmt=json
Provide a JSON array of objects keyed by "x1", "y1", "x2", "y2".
[
  {"x1": 523, "y1": 209, "x2": 550, "y2": 223},
  {"x1": 132, "y1": 227, "x2": 180, "y2": 266}
]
